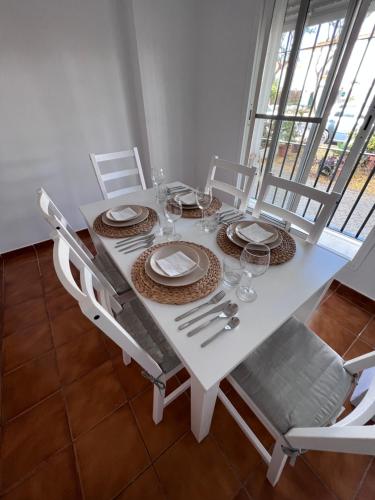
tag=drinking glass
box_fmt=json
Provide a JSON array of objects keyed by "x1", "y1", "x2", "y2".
[
  {"x1": 195, "y1": 186, "x2": 212, "y2": 231},
  {"x1": 236, "y1": 243, "x2": 270, "y2": 302},
  {"x1": 223, "y1": 256, "x2": 243, "y2": 287},
  {"x1": 163, "y1": 195, "x2": 182, "y2": 241}
]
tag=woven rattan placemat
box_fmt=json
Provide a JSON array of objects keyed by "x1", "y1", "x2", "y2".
[
  {"x1": 216, "y1": 226, "x2": 296, "y2": 265},
  {"x1": 93, "y1": 208, "x2": 157, "y2": 238},
  {"x1": 131, "y1": 241, "x2": 221, "y2": 304},
  {"x1": 179, "y1": 197, "x2": 222, "y2": 218}
]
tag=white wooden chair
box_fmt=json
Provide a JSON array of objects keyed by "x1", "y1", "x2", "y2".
[
  {"x1": 52, "y1": 228, "x2": 190, "y2": 424},
  {"x1": 205, "y1": 155, "x2": 257, "y2": 211},
  {"x1": 253, "y1": 173, "x2": 340, "y2": 244},
  {"x1": 89, "y1": 147, "x2": 146, "y2": 200},
  {"x1": 218, "y1": 317, "x2": 375, "y2": 486},
  {"x1": 37, "y1": 187, "x2": 129, "y2": 295}
]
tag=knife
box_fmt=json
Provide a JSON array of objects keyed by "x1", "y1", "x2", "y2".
[{"x1": 178, "y1": 300, "x2": 231, "y2": 331}]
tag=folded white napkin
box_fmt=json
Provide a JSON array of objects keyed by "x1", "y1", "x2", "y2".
[
  {"x1": 238, "y1": 223, "x2": 273, "y2": 243},
  {"x1": 156, "y1": 251, "x2": 197, "y2": 277},
  {"x1": 178, "y1": 192, "x2": 196, "y2": 205},
  {"x1": 109, "y1": 207, "x2": 138, "y2": 221}
]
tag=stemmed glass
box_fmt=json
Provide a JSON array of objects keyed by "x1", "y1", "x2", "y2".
[
  {"x1": 152, "y1": 167, "x2": 165, "y2": 187},
  {"x1": 163, "y1": 194, "x2": 182, "y2": 241},
  {"x1": 236, "y1": 243, "x2": 270, "y2": 302},
  {"x1": 195, "y1": 187, "x2": 212, "y2": 231}
]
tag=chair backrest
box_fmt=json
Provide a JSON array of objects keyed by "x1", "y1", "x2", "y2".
[
  {"x1": 89, "y1": 147, "x2": 146, "y2": 200},
  {"x1": 52, "y1": 228, "x2": 162, "y2": 379},
  {"x1": 37, "y1": 187, "x2": 94, "y2": 256},
  {"x1": 37, "y1": 187, "x2": 117, "y2": 297},
  {"x1": 205, "y1": 155, "x2": 257, "y2": 211},
  {"x1": 253, "y1": 173, "x2": 340, "y2": 244}
]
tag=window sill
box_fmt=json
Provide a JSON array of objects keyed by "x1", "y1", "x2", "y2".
[{"x1": 317, "y1": 228, "x2": 361, "y2": 261}]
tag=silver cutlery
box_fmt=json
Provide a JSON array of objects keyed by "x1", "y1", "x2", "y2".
[
  {"x1": 218, "y1": 210, "x2": 238, "y2": 220},
  {"x1": 221, "y1": 214, "x2": 246, "y2": 225},
  {"x1": 201, "y1": 317, "x2": 240, "y2": 348},
  {"x1": 218, "y1": 213, "x2": 242, "y2": 223},
  {"x1": 187, "y1": 303, "x2": 238, "y2": 337},
  {"x1": 120, "y1": 240, "x2": 155, "y2": 254},
  {"x1": 118, "y1": 236, "x2": 155, "y2": 253},
  {"x1": 171, "y1": 190, "x2": 192, "y2": 197},
  {"x1": 167, "y1": 186, "x2": 189, "y2": 193},
  {"x1": 178, "y1": 300, "x2": 231, "y2": 331},
  {"x1": 168, "y1": 189, "x2": 193, "y2": 197},
  {"x1": 220, "y1": 208, "x2": 237, "y2": 215},
  {"x1": 174, "y1": 290, "x2": 225, "y2": 322},
  {"x1": 116, "y1": 234, "x2": 154, "y2": 249},
  {"x1": 115, "y1": 231, "x2": 153, "y2": 246}
]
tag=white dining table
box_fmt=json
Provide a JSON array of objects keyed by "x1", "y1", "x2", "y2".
[{"x1": 80, "y1": 182, "x2": 347, "y2": 442}]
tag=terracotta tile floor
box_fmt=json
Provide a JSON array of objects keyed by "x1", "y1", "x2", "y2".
[{"x1": 1, "y1": 234, "x2": 374, "y2": 499}]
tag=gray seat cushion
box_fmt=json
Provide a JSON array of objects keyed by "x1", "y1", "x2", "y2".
[
  {"x1": 115, "y1": 295, "x2": 180, "y2": 374},
  {"x1": 94, "y1": 252, "x2": 130, "y2": 295},
  {"x1": 231, "y1": 317, "x2": 353, "y2": 434}
]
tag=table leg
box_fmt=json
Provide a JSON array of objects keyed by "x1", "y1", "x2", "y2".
[{"x1": 190, "y1": 376, "x2": 219, "y2": 442}]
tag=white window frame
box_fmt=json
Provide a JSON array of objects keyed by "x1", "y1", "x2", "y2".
[{"x1": 241, "y1": 0, "x2": 373, "y2": 217}]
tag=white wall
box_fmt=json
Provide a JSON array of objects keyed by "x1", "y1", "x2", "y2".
[
  {"x1": 130, "y1": 0, "x2": 197, "y2": 186},
  {"x1": 338, "y1": 227, "x2": 375, "y2": 299},
  {"x1": 0, "y1": 0, "x2": 142, "y2": 252},
  {"x1": 195, "y1": 0, "x2": 261, "y2": 186},
  {"x1": 0, "y1": 0, "x2": 262, "y2": 252}
]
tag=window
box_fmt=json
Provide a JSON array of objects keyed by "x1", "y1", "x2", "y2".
[{"x1": 244, "y1": 0, "x2": 375, "y2": 243}]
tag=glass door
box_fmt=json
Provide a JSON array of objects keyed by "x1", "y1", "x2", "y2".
[{"x1": 244, "y1": 0, "x2": 375, "y2": 242}]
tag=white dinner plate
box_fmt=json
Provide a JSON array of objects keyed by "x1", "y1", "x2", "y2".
[
  {"x1": 106, "y1": 205, "x2": 142, "y2": 222},
  {"x1": 145, "y1": 245, "x2": 209, "y2": 287},
  {"x1": 227, "y1": 222, "x2": 283, "y2": 250},
  {"x1": 234, "y1": 221, "x2": 279, "y2": 244},
  {"x1": 102, "y1": 206, "x2": 149, "y2": 227},
  {"x1": 150, "y1": 244, "x2": 200, "y2": 277}
]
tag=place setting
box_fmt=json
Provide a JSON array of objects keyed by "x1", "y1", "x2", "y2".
[
  {"x1": 131, "y1": 240, "x2": 222, "y2": 305},
  {"x1": 175, "y1": 294, "x2": 240, "y2": 348},
  {"x1": 166, "y1": 186, "x2": 222, "y2": 220},
  {"x1": 93, "y1": 203, "x2": 158, "y2": 238},
  {"x1": 216, "y1": 217, "x2": 296, "y2": 265}
]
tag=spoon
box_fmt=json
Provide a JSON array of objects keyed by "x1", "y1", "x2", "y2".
[
  {"x1": 200, "y1": 317, "x2": 240, "y2": 348},
  {"x1": 187, "y1": 303, "x2": 239, "y2": 337}
]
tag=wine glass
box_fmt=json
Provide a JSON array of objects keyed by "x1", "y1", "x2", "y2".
[
  {"x1": 195, "y1": 186, "x2": 212, "y2": 231},
  {"x1": 236, "y1": 243, "x2": 270, "y2": 302},
  {"x1": 152, "y1": 167, "x2": 165, "y2": 187},
  {"x1": 163, "y1": 194, "x2": 182, "y2": 241}
]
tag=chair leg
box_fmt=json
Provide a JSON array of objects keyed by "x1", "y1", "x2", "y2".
[
  {"x1": 122, "y1": 350, "x2": 131, "y2": 366},
  {"x1": 152, "y1": 383, "x2": 166, "y2": 425},
  {"x1": 266, "y1": 439, "x2": 288, "y2": 486}
]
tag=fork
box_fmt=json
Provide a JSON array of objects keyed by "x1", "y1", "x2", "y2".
[
  {"x1": 167, "y1": 185, "x2": 189, "y2": 193},
  {"x1": 115, "y1": 231, "x2": 153, "y2": 247},
  {"x1": 174, "y1": 290, "x2": 225, "y2": 321},
  {"x1": 115, "y1": 234, "x2": 154, "y2": 249},
  {"x1": 118, "y1": 235, "x2": 155, "y2": 252},
  {"x1": 119, "y1": 240, "x2": 155, "y2": 254},
  {"x1": 220, "y1": 214, "x2": 246, "y2": 226},
  {"x1": 218, "y1": 209, "x2": 238, "y2": 219}
]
